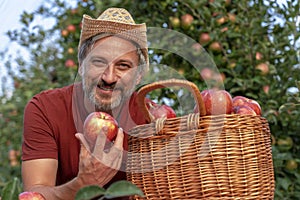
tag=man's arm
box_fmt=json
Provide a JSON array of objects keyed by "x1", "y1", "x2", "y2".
[
  {"x1": 22, "y1": 158, "x2": 82, "y2": 200},
  {"x1": 21, "y1": 128, "x2": 124, "y2": 200}
]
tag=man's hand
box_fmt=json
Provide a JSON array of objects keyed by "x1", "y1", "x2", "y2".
[{"x1": 75, "y1": 127, "x2": 124, "y2": 187}]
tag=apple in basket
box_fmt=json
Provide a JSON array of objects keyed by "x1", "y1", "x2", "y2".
[
  {"x1": 233, "y1": 105, "x2": 257, "y2": 115},
  {"x1": 19, "y1": 191, "x2": 45, "y2": 200},
  {"x1": 232, "y1": 96, "x2": 261, "y2": 115},
  {"x1": 83, "y1": 112, "x2": 118, "y2": 151},
  {"x1": 200, "y1": 89, "x2": 233, "y2": 115},
  {"x1": 146, "y1": 101, "x2": 176, "y2": 119}
]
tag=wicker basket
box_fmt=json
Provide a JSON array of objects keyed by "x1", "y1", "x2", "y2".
[{"x1": 126, "y1": 79, "x2": 275, "y2": 199}]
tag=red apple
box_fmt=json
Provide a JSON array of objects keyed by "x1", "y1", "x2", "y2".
[
  {"x1": 232, "y1": 96, "x2": 248, "y2": 107},
  {"x1": 247, "y1": 99, "x2": 262, "y2": 115},
  {"x1": 65, "y1": 59, "x2": 76, "y2": 68},
  {"x1": 192, "y1": 43, "x2": 202, "y2": 52},
  {"x1": 263, "y1": 85, "x2": 270, "y2": 94},
  {"x1": 181, "y1": 13, "x2": 194, "y2": 29},
  {"x1": 19, "y1": 192, "x2": 45, "y2": 200},
  {"x1": 255, "y1": 63, "x2": 269, "y2": 75},
  {"x1": 10, "y1": 159, "x2": 19, "y2": 166},
  {"x1": 70, "y1": 8, "x2": 78, "y2": 15},
  {"x1": 83, "y1": 112, "x2": 118, "y2": 151},
  {"x1": 225, "y1": 0, "x2": 231, "y2": 6},
  {"x1": 216, "y1": 16, "x2": 227, "y2": 25},
  {"x1": 199, "y1": 32, "x2": 211, "y2": 45},
  {"x1": 221, "y1": 27, "x2": 229, "y2": 32},
  {"x1": 255, "y1": 52, "x2": 263, "y2": 60},
  {"x1": 61, "y1": 29, "x2": 69, "y2": 37},
  {"x1": 232, "y1": 96, "x2": 261, "y2": 115},
  {"x1": 209, "y1": 41, "x2": 222, "y2": 53},
  {"x1": 9, "y1": 149, "x2": 17, "y2": 160},
  {"x1": 147, "y1": 101, "x2": 176, "y2": 120},
  {"x1": 200, "y1": 67, "x2": 214, "y2": 81},
  {"x1": 233, "y1": 105, "x2": 257, "y2": 115},
  {"x1": 201, "y1": 89, "x2": 233, "y2": 115},
  {"x1": 227, "y1": 13, "x2": 236, "y2": 23},
  {"x1": 67, "y1": 47, "x2": 74, "y2": 54},
  {"x1": 66, "y1": 24, "x2": 76, "y2": 33},
  {"x1": 14, "y1": 80, "x2": 21, "y2": 88},
  {"x1": 213, "y1": 73, "x2": 226, "y2": 83}
]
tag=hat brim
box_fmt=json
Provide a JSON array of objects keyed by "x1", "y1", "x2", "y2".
[
  {"x1": 79, "y1": 14, "x2": 147, "y2": 50},
  {"x1": 78, "y1": 14, "x2": 148, "y2": 68}
]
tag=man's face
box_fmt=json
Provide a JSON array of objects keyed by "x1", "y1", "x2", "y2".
[{"x1": 79, "y1": 36, "x2": 141, "y2": 112}]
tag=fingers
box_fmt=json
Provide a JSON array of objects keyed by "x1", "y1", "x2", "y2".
[
  {"x1": 107, "y1": 128, "x2": 124, "y2": 169},
  {"x1": 92, "y1": 126, "x2": 109, "y2": 156},
  {"x1": 113, "y1": 128, "x2": 124, "y2": 151}
]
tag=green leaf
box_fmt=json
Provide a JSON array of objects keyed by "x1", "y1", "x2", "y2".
[
  {"x1": 104, "y1": 180, "x2": 145, "y2": 199},
  {"x1": 1, "y1": 177, "x2": 22, "y2": 200},
  {"x1": 296, "y1": 81, "x2": 300, "y2": 91},
  {"x1": 277, "y1": 177, "x2": 292, "y2": 191},
  {"x1": 75, "y1": 185, "x2": 106, "y2": 200}
]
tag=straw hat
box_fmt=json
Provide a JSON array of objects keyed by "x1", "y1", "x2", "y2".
[{"x1": 79, "y1": 7, "x2": 148, "y2": 65}]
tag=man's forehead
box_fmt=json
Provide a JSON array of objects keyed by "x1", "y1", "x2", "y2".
[
  {"x1": 86, "y1": 36, "x2": 139, "y2": 61},
  {"x1": 93, "y1": 35, "x2": 138, "y2": 50}
]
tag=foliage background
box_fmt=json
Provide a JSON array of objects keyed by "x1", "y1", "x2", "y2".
[{"x1": 0, "y1": 0, "x2": 299, "y2": 199}]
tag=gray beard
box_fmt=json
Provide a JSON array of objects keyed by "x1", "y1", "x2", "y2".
[{"x1": 82, "y1": 81, "x2": 136, "y2": 112}]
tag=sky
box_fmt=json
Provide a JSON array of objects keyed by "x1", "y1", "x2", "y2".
[
  {"x1": 0, "y1": 0, "x2": 44, "y2": 50},
  {"x1": 0, "y1": 0, "x2": 44, "y2": 96}
]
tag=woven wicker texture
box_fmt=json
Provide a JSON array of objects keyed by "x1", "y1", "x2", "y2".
[
  {"x1": 78, "y1": 8, "x2": 148, "y2": 63},
  {"x1": 126, "y1": 79, "x2": 275, "y2": 199}
]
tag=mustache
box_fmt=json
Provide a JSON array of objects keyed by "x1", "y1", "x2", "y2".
[{"x1": 96, "y1": 80, "x2": 121, "y2": 91}]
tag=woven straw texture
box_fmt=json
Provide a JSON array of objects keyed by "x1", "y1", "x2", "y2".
[
  {"x1": 78, "y1": 8, "x2": 148, "y2": 63},
  {"x1": 126, "y1": 79, "x2": 275, "y2": 199}
]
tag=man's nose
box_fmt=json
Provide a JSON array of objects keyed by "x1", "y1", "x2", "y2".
[{"x1": 101, "y1": 64, "x2": 118, "y2": 84}]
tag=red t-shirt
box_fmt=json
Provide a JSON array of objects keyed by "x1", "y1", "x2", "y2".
[{"x1": 22, "y1": 83, "x2": 147, "y2": 187}]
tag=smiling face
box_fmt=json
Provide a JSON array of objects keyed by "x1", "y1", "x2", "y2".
[{"x1": 79, "y1": 36, "x2": 142, "y2": 113}]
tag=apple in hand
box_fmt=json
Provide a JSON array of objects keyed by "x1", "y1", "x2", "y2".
[
  {"x1": 147, "y1": 101, "x2": 176, "y2": 120},
  {"x1": 19, "y1": 192, "x2": 45, "y2": 200},
  {"x1": 201, "y1": 89, "x2": 233, "y2": 115},
  {"x1": 83, "y1": 112, "x2": 118, "y2": 151},
  {"x1": 232, "y1": 96, "x2": 261, "y2": 115}
]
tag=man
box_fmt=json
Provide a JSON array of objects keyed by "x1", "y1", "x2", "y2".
[{"x1": 21, "y1": 7, "x2": 149, "y2": 199}]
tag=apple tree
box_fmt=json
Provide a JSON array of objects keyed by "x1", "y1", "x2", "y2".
[{"x1": 0, "y1": 0, "x2": 299, "y2": 199}]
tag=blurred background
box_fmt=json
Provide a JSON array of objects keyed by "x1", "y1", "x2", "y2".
[{"x1": 0, "y1": 0, "x2": 299, "y2": 199}]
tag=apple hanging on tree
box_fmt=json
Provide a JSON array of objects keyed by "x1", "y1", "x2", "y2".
[
  {"x1": 66, "y1": 24, "x2": 76, "y2": 33},
  {"x1": 199, "y1": 32, "x2": 211, "y2": 45},
  {"x1": 180, "y1": 13, "x2": 194, "y2": 30},
  {"x1": 83, "y1": 112, "x2": 118, "y2": 151}
]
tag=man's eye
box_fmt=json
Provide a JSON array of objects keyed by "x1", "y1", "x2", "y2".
[
  {"x1": 92, "y1": 59, "x2": 106, "y2": 66},
  {"x1": 118, "y1": 63, "x2": 131, "y2": 70}
]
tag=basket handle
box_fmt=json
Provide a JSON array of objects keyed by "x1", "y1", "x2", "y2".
[{"x1": 136, "y1": 79, "x2": 206, "y2": 122}]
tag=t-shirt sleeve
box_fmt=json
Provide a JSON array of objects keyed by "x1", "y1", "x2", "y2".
[{"x1": 22, "y1": 95, "x2": 58, "y2": 161}]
